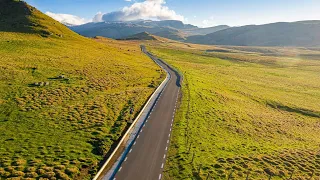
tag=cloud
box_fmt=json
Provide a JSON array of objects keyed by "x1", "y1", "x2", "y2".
[
  {"x1": 45, "y1": 12, "x2": 89, "y2": 26},
  {"x1": 99, "y1": 0, "x2": 184, "y2": 22},
  {"x1": 93, "y1": 12, "x2": 104, "y2": 22}
]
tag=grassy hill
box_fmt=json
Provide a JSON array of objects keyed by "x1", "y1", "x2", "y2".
[
  {"x1": 147, "y1": 42, "x2": 320, "y2": 179},
  {"x1": 153, "y1": 30, "x2": 187, "y2": 41},
  {"x1": 0, "y1": 0, "x2": 164, "y2": 179},
  {"x1": 186, "y1": 21, "x2": 320, "y2": 47},
  {"x1": 119, "y1": 32, "x2": 157, "y2": 41}
]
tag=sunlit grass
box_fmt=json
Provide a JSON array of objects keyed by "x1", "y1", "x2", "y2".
[
  {"x1": 0, "y1": 2, "x2": 164, "y2": 179},
  {"x1": 148, "y1": 43, "x2": 320, "y2": 179}
]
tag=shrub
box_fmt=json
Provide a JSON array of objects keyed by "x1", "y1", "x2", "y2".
[
  {"x1": 25, "y1": 172, "x2": 38, "y2": 178},
  {"x1": 25, "y1": 167, "x2": 37, "y2": 172},
  {"x1": 37, "y1": 169, "x2": 46, "y2": 176},
  {"x1": 55, "y1": 170, "x2": 70, "y2": 180},
  {"x1": 11, "y1": 170, "x2": 25, "y2": 177},
  {"x1": 54, "y1": 165, "x2": 65, "y2": 170},
  {"x1": 65, "y1": 167, "x2": 79, "y2": 177},
  {"x1": 43, "y1": 171, "x2": 55, "y2": 178}
]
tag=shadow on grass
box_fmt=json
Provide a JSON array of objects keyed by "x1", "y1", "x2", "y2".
[
  {"x1": 0, "y1": 0, "x2": 34, "y2": 33},
  {"x1": 267, "y1": 101, "x2": 320, "y2": 118}
]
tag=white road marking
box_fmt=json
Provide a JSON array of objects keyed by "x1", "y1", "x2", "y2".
[
  {"x1": 143, "y1": 124, "x2": 145, "y2": 127},
  {"x1": 165, "y1": 146, "x2": 168, "y2": 151},
  {"x1": 133, "y1": 141, "x2": 136, "y2": 145},
  {"x1": 159, "y1": 174, "x2": 162, "y2": 180},
  {"x1": 168, "y1": 134, "x2": 171, "y2": 137},
  {"x1": 140, "y1": 129, "x2": 143, "y2": 133},
  {"x1": 161, "y1": 163, "x2": 164, "y2": 169},
  {"x1": 124, "y1": 157, "x2": 128, "y2": 161},
  {"x1": 129, "y1": 149, "x2": 132, "y2": 153},
  {"x1": 167, "y1": 140, "x2": 169, "y2": 144},
  {"x1": 171, "y1": 123, "x2": 173, "y2": 126},
  {"x1": 163, "y1": 154, "x2": 166, "y2": 159},
  {"x1": 137, "y1": 135, "x2": 140, "y2": 139},
  {"x1": 119, "y1": 167, "x2": 122, "y2": 172},
  {"x1": 170, "y1": 128, "x2": 172, "y2": 131}
]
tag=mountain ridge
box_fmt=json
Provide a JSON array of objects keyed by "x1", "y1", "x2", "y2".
[
  {"x1": 70, "y1": 20, "x2": 229, "y2": 40},
  {"x1": 186, "y1": 20, "x2": 320, "y2": 47}
]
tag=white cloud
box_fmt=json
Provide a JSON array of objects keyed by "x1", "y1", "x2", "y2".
[
  {"x1": 93, "y1": 12, "x2": 103, "y2": 22},
  {"x1": 202, "y1": 20, "x2": 209, "y2": 26},
  {"x1": 101, "y1": 0, "x2": 184, "y2": 22},
  {"x1": 45, "y1": 12, "x2": 89, "y2": 26},
  {"x1": 46, "y1": 0, "x2": 184, "y2": 26}
]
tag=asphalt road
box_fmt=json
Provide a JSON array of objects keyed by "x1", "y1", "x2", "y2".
[{"x1": 112, "y1": 47, "x2": 181, "y2": 180}]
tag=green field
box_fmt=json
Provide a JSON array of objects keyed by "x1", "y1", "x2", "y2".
[
  {"x1": 0, "y1": 1, "x2": 164, "y2": 179},
  {"x1": 148, "y1": 43, "x2": 320, "y2": 179}
]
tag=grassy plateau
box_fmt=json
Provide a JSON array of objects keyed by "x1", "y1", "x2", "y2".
[
  {"x1": 0, "y1": 1, "x2": 164, "y2": 179},
  {"x1": 147, "y1": 42, "x2": 320, "y2": 179}
]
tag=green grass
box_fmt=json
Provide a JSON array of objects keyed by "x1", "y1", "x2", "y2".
[
  {"x1": 0, "y1": 1, "x2": 164, "y2": 179},
  {"x1": 148, "y1": 43, "x2": 320, "y2": 179}
]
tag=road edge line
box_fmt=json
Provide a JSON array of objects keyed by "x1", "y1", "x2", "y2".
[{"x1": 92, "y1": 45, "x2": 170, "y2": 180}]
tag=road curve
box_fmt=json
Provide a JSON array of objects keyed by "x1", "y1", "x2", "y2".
[{"x1": 111, "y1": 46, "x2": 181, "y2": 180}]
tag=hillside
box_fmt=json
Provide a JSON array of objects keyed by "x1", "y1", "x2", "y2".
[
  {"x1": 0, "y1": 0, "x2": 164, "y2": 179},
  {"x1": 183, "y1": 25, "x2": 230, "y2": 36},
  {"x1": 70, "y1": 20, "x2": 228, "y2": 41},
  {"x1": 119, "y1": 32, "x2": 157, "y2": 40},
  {"x1": 153, "y1": 30, "x2": 187, "y2": 41},
  {"x1": 186, "y1": 21, "x2": 320, "y2": 47}
]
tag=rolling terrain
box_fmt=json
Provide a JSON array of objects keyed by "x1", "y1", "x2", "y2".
[
  {"x1": 186, "y1": 21, "x2": 320, "y2": 47},
  {"x1": 147, "y1": 42, "x2": 320, "y2": 179},
  {"x1": 0, "y1": 0, "x2": 164, "y2": 179},
  {"x1": 70, "y1": 20, "x2": 229, "y2": 41}
]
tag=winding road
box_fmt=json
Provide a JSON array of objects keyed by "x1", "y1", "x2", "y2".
[{"x1": 109, "y1": 46, "x2": 181, "y2": 180}]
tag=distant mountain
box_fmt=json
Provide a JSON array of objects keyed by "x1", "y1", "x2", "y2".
[
  {"x1": 184, "y1": 25, "x2": 230, "y2": 36},
  {"x1": 186, "y1": 21, "x2": 320, "y2": 47},
  {"x1": 153, "y1": 30, "x2": 187, "y2": 41},
  {"x1": 70, "y1": 20, "x2": 227, "y2": 40}
]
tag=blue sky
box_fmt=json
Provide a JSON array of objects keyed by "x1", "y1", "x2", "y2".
[{"x1": 25, "y1": 0, "x2": 320, "y2": 27}]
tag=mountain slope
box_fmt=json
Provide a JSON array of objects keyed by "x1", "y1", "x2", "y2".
[
  {"x1": 0, "y1": 0, "x2": 78, "y2": 38},
  {"x1": 186, "y1": 21, "x2": 320, "y2": 47},
  {"x1": 120, "y1": 31, "x2": 157, "y2": 40},
  {"x1": 70, "y1": 21, "x2": 186, "y2": 39},
  {"x1": 0, "y1": 1, "x2": 164, "y2": 179},
  {"x1": 153, "y1": 29, "x2": 187, "y2": 41},
  {"x1": 70, "y1": 20, "x2": 229, "y2": 41},
  {"x1": 183, "y1": 25, "x2": 230, "y2": 36}
]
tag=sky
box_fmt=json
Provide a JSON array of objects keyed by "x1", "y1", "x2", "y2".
[{"x1": 24, "y1": 0, "x2": 320, "y2": 27}]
